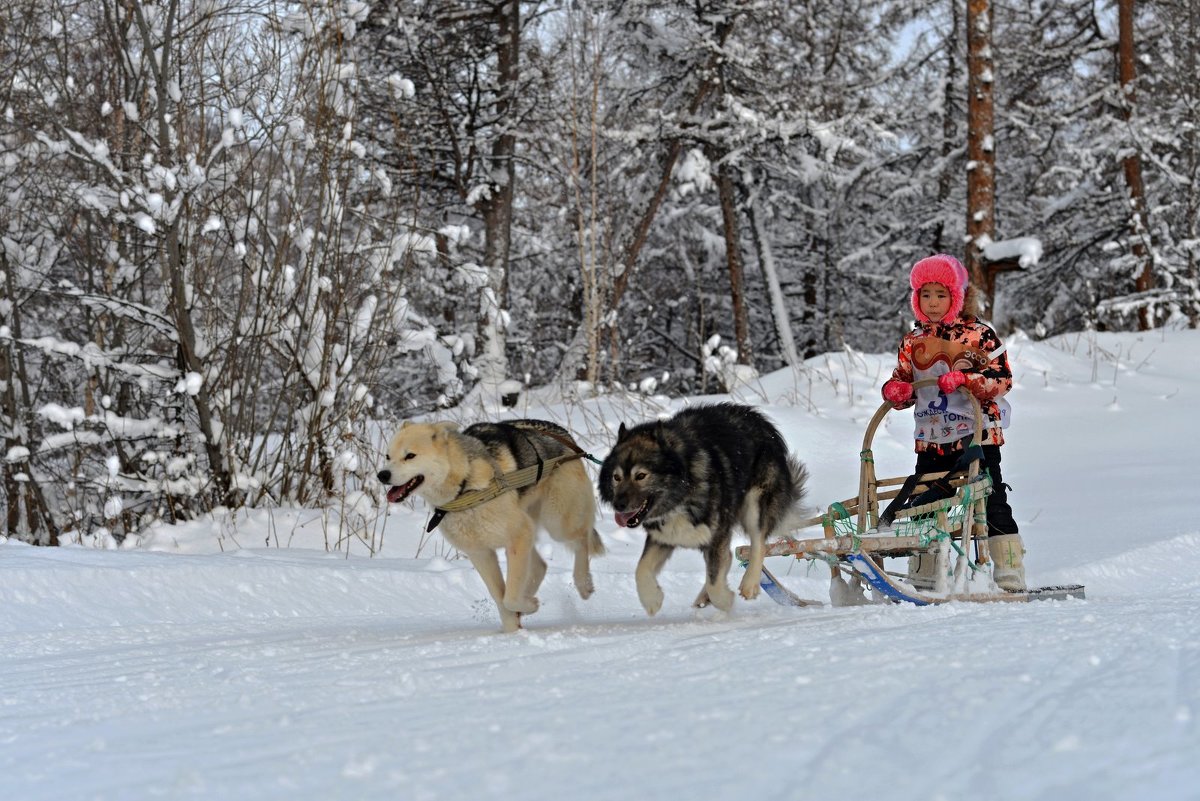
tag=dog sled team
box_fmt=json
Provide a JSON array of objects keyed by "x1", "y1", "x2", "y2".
[{"x1": 378, "y1": 254, "x2": 1058, "y2": 633}]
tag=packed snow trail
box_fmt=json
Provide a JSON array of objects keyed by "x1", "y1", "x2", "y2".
[
  {"x1": 2, "y1": 539, "x2": 1198, "y2": 801},
  {"x1": 3, "y1": 330, "x2": 1199, "y2": 800}
]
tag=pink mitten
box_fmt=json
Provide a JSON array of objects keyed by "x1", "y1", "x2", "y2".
[
  {"x1": 937, "y1": 370, "x2": 968, "y2": 394},
  {"x1": 882, "y1": 380, "x2": 913, "y2": 404}
]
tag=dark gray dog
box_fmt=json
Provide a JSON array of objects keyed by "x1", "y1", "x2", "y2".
[{"x1": 598, "y1": 403, "x2": 808, "y2": 615}]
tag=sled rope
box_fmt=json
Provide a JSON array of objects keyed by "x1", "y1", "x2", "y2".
[
  {"x1": 906, "y1": 485, "x2": 985, "y2": 572},
  {"x1": 805, "y1": 478, "x2": 992, "y2": 571},
  {"x1": 509, "y1": 421, "x2": 603, "y2": 465}
]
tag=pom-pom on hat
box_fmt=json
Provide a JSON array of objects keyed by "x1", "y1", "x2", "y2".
[{"x1": 909, "y1": 254, "x2": 968, "y2": 323}]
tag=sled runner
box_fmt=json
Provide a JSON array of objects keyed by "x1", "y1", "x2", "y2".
[
  {"x1": 736, "y1": 381, "x2": 1085, "y2": 606},
  {"x1": 757, "y1": 565, "x2": 823, "y2": 607}
]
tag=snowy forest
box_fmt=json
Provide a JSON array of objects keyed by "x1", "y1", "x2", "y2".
[{"x1": 2, "y1": 0, "x2": 1198, "y2": 545}]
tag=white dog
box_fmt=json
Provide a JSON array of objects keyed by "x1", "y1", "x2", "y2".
[{"x1": 378, "y1": 419, "x2": 604, "y2": 633}]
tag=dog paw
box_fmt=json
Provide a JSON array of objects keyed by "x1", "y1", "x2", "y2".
[
  {"x1": 503, "y1": 595, "x2": 539, "y2": 615},
  {"x1": 574, "y1": 571, "x2": 595, "y2": 600},
  {"x1": 708, "y1": 584, "x2": 735, "y2": 612},
  {"x1": 692, "y1": 587, "x2": 710, "y2": 608},
  {"x1": 739, "y1": 575, "x2": 762, "y2": 601},
  {"x1": 639, "y1": 585, "x2": 664, "y2": 616}
]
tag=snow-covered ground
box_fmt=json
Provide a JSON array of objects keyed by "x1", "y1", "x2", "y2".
[{"x1": 3, "y1": 329, "x2": 1198, "y2": 801}]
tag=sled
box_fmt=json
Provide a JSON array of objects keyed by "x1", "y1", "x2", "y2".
[{"x1": 737, "y1": 380, "x2": 1085, "y2": 606}]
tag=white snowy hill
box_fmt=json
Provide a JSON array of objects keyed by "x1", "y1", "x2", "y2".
[{"x1": 2, "y1": 328, "x2": 1198, "y2": 800}]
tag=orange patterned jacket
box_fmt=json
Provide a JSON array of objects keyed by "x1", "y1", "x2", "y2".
[{"x1": 885, "y1": 316, "x2": 1013, "y2": 453}]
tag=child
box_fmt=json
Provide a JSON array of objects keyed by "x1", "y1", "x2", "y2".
[{"x1": 881, "y1": 254, "x2": 1025, "y2": 591}]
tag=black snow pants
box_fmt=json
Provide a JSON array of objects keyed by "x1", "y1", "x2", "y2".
[{"x1": 913, "y1": 444, "x2": 1018, "y2": 537}]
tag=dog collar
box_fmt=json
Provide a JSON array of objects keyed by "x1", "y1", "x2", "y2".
[{"x1": 427, "y1": 479, "x2": 469, "y2": 532}]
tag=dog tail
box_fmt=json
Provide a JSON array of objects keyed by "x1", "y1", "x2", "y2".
[
  {"x1": 780, "y1": 456, "x2": 814, "y2": 532},
  {"x1": 588, "y1": 528, "x2": 607, "y2": 558}
]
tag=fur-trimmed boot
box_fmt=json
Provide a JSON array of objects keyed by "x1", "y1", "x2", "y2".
[{"x1": 989, "y1": 533, "x2": 1026, "y2": 592}]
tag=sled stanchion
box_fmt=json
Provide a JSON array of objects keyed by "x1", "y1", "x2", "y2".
[{"x1": 742, "y1": 380, "x2": 1085, "y2": 607}]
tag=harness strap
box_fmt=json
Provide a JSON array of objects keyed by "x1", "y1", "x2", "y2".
[
  {"x1": 426, "y1": 451, "x2": 588, "y2": 532},
  {"x1": 509, "y1": 421, "x2": 588, "y2": 456}
]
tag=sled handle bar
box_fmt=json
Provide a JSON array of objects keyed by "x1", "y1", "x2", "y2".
[
  {"x1": 856, "y1": 379, "x2": 985, "y2": 537},
  {"x1": 863, "y1": 379, "x2": 984, "y2": 454}
]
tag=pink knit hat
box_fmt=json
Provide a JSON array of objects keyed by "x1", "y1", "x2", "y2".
[{"x1": 909, "y1": 254, "x2": 968, "y2": 323}]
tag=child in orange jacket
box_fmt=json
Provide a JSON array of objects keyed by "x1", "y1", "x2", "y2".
[{"x1": 881, "y1": 254, "x2": 1025, "y2": 591}]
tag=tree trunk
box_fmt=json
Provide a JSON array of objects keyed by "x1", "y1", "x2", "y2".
[
  {"x1": 134, "y1": 0, "x2": 232, "y2": 505},
  {"x1": 1118, "y1": 0, "x2": 1154, "y2": 331},
  {"x1": 934, "y1": 0, "x2": 960, "y2": 254},
  {"x1": 965, "y1": 0, "x2": 998, "y2": 317},
  {"x1": 714, "y1": 154, "x2": 751, "y2": 366},
  {"x1": 1187, "y1": 0, "x2": 1200, "y2": 329},
  {"x1": 748, "y1": 191, "x2": 800, "y2": 368},
  {"x1": 0, "y1": 253, "x2": 59, "y2": 544},
  {"x1": 603, "y1": 10, "x2": 740, "y2": 378},
  {"x1": 474, "y1": 0, "x2": 520, "y2": 394},
  {"x1": 608, "y1": 40, "x2": 730, "y2": 312}
]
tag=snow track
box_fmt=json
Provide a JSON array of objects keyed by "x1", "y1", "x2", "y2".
[
  {"x1": 3, "y1": 331, "x2": 1200, "y2": 800},
  {"x1": 2, "y1": 541, "x2": 1198, "y2": 801}
]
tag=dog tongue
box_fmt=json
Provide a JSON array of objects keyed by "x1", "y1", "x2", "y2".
[
  {"x1": 387, "y1": 485, "x2": 407, "y2": 504},
  {"x1": 614, "y1": 510, "x2": 635, "y2": 527}
]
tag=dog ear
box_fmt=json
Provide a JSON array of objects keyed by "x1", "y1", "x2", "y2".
[
  {"x1": 432, "y1": 421, "x2": 459, "y2": 439},
  {"x1": 401, "y1": 419, "x2": 412, "y2": 429},
  {"x1": 654, "y1": 421, "x2": 669, "y2": 447},
  {"x1": 616, "y1": 422, "x2": 628, "y2": 442}
]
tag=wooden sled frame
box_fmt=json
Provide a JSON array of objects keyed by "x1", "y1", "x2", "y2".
[{"x1": 737, "y1": 380, "x2": 1085, "y2": 605}]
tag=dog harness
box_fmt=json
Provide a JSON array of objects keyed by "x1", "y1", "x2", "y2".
[{"x1": 425, "y1": 424, "x2": 599, "y2": 532}]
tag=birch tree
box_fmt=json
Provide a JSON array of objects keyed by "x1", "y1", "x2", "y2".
[{"x1": 1, "y1": 0, "x2": 425, "y2": 542}]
